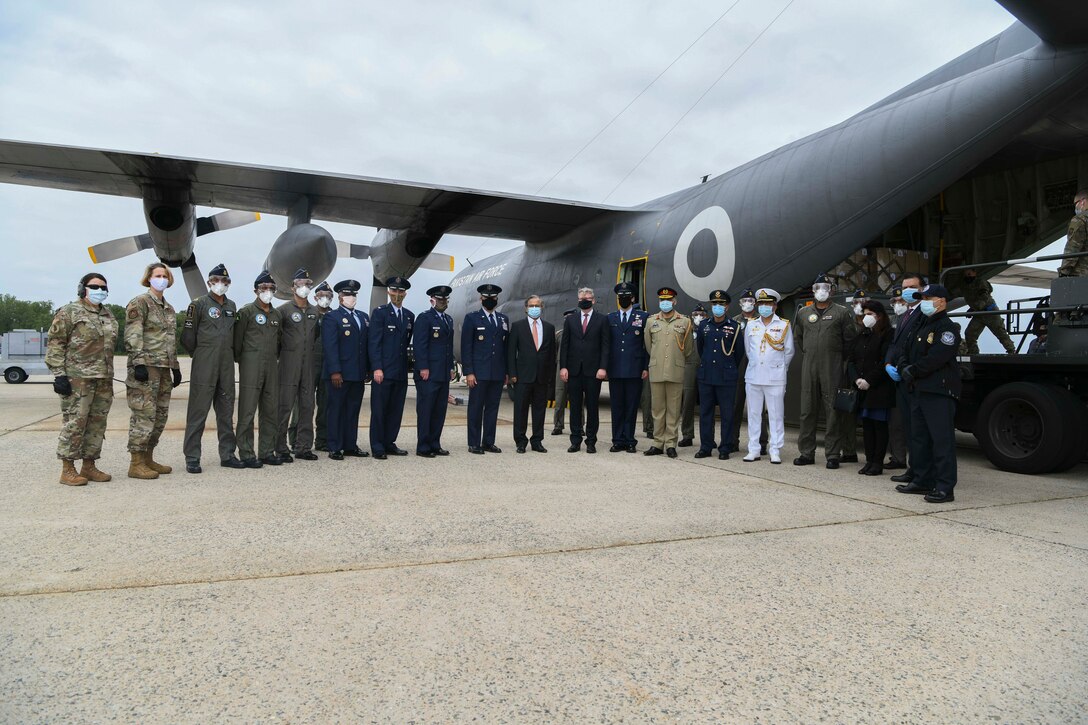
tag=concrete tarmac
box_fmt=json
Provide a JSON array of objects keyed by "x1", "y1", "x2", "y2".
[{"x1": 1, "y1": 360, "x2": 1086, "y2": 722}]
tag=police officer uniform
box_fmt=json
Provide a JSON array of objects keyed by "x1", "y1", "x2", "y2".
[
  {"x1": 322, "y1": 280, "x2": 370, "y2": 460},
  {"x1": 181, "y1": 263, "x2": 241, "y2": 473},
  {"x1": 695, "y1": 290, "x2": 744, "y2": 459},
  {"x1": 275, "y1": 269, "x2": 321, "y2": 461},
  {"x1": 233, "y1": 270, "x2": 282, "y2": 467},
  {"x1": 606, "y1": 283, "x2": 649, "y2": 452},
  {"x1": 679, "y1": 304, "x2": 705, "y2": 447},
  {"x1": 368, "y1": 276, "x2": 414, "y2": 459},
  {"x1": 644, "y1": 287, "x2": 693, "y2": 457},
  {"x1": 894, "y1": 284, "x2": 961, "y2": 503},
  {"x1": 743, "y1": 288, "x2": 795, "y2": 463},
  {"x1": 461, "y1": 283, "x2": 509, "y2": 453},
  {"x1": 794, "y1": 274, "x2": 857, "y2": 468},
  {"x1": 730, "y1": 289, "x2": 768, "y2": 454},
  {"x1": 290, "y1": 280, "x2": 333, "y2": 451},
  {"x1": 413, "y1": 285, "x2": 455, "y2": 457}
]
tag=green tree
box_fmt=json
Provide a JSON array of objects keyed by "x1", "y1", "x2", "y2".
[
  {"x1": 0, "y1": 294, "x2": 55, "y2": 335},
  {"x1": 105, "y1": 303, "x2": 127, "y2": 354}
]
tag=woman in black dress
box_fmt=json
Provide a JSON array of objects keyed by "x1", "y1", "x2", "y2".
[{"x1": 847, "y1": 300, "x2": 894, "y2": 475}]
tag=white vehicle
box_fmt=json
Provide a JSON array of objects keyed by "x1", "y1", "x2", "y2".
[{"x1": 1, "y1": 329, "x2": 50, "y2": 383}]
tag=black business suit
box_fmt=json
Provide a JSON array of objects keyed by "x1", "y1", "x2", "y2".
[
  {"x1": 560, "y1": 309, "x2": 611, "y2": 447},
  {"x1": 507, "y1": 317, "x2": 557, "y2": 448}
]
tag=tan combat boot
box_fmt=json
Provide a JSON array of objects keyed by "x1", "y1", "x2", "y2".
[
  {"x1": 80, "y1": 458, "x2": 111, "y2": 482},
  {"x1": 128, "y1": 451, "x2": 159, "y2": 480},
  {"x1": 60, "y1": 460, "x2": 88, "y2": 486},
  {"x1": 145, "y1": 447, "x2": 172, "y2": 475}
]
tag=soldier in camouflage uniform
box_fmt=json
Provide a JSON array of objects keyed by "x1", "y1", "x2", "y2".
[
  {"x1": 1058, "y1": 190, "x2": 1088, "y2": 277},
  {"x1": 957, "y1": 270, "x2": 1016, "y2": 355},
  {"x1": 275, "y1": 269, "x2": 320, "y2": 462},
  {"x1": 234, "y1": 270, "x2": 282, "y2": 467},
  {"x1": 125, "y1": 263, "x2": 182, "y2": 480},
  {"x1": 290, "y1": 281, "x2": 333, "y2": 451},
  {"x1": 46, "y1": 272, "x2": 119, "y2": 485}
]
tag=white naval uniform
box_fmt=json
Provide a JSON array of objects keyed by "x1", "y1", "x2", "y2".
[{"x1": 743, "y1": 314, "x2": 796, "y2": 457}]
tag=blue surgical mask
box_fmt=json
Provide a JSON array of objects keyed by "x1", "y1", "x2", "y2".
[
  {"x1": 86, "y1": 289, "x2": 108, "y2": 304},
  {"x1": 758, "y1": 305, "x2": 774, "y2": 318},
  {"x1": 711, "y1": 304, "x2": 726, "y2": 317},
  {"x1": 920, "y1": 300, "x2": 937, "y2": 316},
  {"x1": 659, "y1": 300, "x2": 673, "y2": 313},
  {"x1": 527, "y1": 306, "x2": 541, "y2": 319},
  {"x1": 901, "y1": 287, "x2": 919, "y2": 303}
]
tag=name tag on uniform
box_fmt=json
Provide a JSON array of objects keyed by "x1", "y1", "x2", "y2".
[
  {"x1": 822, "y1": 314, "x2": 834, "y2": 320},
  {"x1": 224, "y1": 310, "x2": 235, "y2": 317}
]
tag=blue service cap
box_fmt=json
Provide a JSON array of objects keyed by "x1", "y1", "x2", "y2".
[
  {"x1": 921, "y1": 283, "x2": 951, "y2": 299},
  {"x1": 427, "y1": 285, "x2": 453, "y2": 298},
  {"x1": 614, "y1": 282, "x2": 635, "y2": 295},
  {"x1": 334, "y1": 279, "x2": 361, "y2": 294},
  {"x1": 477, "y1": 283, "x2": 502, "y2": 296},
  {"x1": 385, "y1": 276, "x2": 411, "y2": 291}
]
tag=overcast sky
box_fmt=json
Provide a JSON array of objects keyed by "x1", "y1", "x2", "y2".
[{"x1": 1, "y1": 0, "x2": 1048, "y2": 350}]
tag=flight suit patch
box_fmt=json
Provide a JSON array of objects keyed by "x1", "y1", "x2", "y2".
[
  {"x1": 255, "y1": 313, "x2": 267, "y2": 325},
  {"x1": 291, "y1": 312, "x2": 302, "y2": 322},
  {"x1": 822, "y1": 314, "x2": 833, "y2": 320},
  {"x1": 225, "y1": 310, "x2": 234, "y2": 317},
  {"x1": 941, "y1": 331, "x2": 955, "y2": 345},
  {"x1": 808, "y1": 314, "x2": 818, "y2": 323},
  {"x1": 208, "y1": 307, "x2": 221, "y2": 319}
]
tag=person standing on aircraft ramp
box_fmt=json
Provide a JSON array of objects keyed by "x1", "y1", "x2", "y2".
[
  {"x1": 462, "y1": 284, "x2": 509, "y2": 454},
  {"x1": 368, "y1": 277, "x2": 414, "y2": 460},
  {"x1": 742, "y1": 289, "x2": 794, "y2": 464},
  {"x1": 233, "y1": 270, "x2": 282, "y2": 468},
  {"x1": 644, "y1": 287, "x2": 692, "y2": 458}
]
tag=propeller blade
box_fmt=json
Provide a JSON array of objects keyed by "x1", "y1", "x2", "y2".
[
  {"x1": 196, "y1": 210, "x2": 261, "y2": 236},
  {"x1": 87, "y1": 233, "x2": 152, "y2": 264},
  {"x1": 336, "y1": 240, "x2": 372, "y2": 259},
  {"x1": 419, "y1": 252, "x2": 455, "y2": 272},
  {"x1": 180, "y1": 255, "x2": 207, "y2": 300}
]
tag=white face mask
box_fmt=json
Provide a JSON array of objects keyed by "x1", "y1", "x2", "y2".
[
  {"x1": 316, "y1": 296, "x2": 331, "y2": 309},
  {"x1": 853, "y1": 303, "x2": 863, "y2": 316},
  {"x1": 740, "y1": 300, "x2": 755, "y2": 313},
  {"x1": 295, "y1": 285, "x2": 312, "y2": 299},
  {"x1": 862, "y1": 314, "x2": 877, "y2": 329},
  {"x1": 813, "y1": 287, "x2": 830, "y2": 303},
  {"x1": 892, "y1": 302, "x2": 908, "y2": 316},
  {"x1": 258, "y1": 291, "x2": 274, "y2": 304},
  {"x1": 149, "y1": 277, "x2": 169, "y2": 292},
  {"x1": 209, "y1": 282, "x2": 229, "y2": 296},
  {"x1": 692, "y1": 315, "x2": 705, "y2": 325},
  {"x1": 340, "y1": 295, "x2": 357, "y2": 309}
]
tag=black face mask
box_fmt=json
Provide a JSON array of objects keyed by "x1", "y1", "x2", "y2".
[
  {"x1": 481, "y1": 298, "x2": 498, "y2": 311},
  {"x1": 617, "y1": 295, "x2": 633, "y2": 308},
  {"x1": 577, "y1": 299, "x2": 593, "y2": 310}
]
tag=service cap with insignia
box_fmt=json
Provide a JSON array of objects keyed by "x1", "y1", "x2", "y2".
[
  {"x1": 385, "y1": 276, "x2": 411, "y2": 291},
  {"x1": 921, "y1": 283, "x2": 951, "y2": 299},
  {"x1": 477, "y1": 283, "x2": 502, "y2": 296},
  {"x1": 852, "y1": 288, "x2": 869, "y2": 301},
  {"x1": 293, "y1": 268, "x2": 310, "y2": 281},
  {"x1": 427, "y1": 285, "x2": 453, "y2": 298},
  {"x1": 739, "y1": 288, "x2": 756, "y2": 300},
  {"x1": 693, "y1": 304, "x2": 707, "y2": 314},
  {"x1": 890, "y1": 286, "x2": 903, "y2": 300},
  {"x1": 709, "y1": 289, "x2": 731, "y2": 304},
  {"x1": 755, "y1": 288, "x2": 780, "y2": 303},
  {"x1": 254, "y1": 270, "x2": 275, "y2": 288},
  {"x1": 812, "y1": 273, "x2": 833, "y2": 286},
  {"x1": 208, "y1": 263, "x2": 230, "y2": 280},
  {"x1": 334, "y1": 279, "x2": 361, "y2": 294},
  {"x1": 657, "y1": 286, "x2": 678, "y2": 299},
  {"x1": 314, "y1": 281, "x2": 332, "y2": 293},
  {"x1": 614, "y1": 282, "x2": 635, "y2": 295}
]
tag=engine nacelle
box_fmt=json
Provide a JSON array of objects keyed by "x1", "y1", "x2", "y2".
[
  {"x1": 368, "y1": 227, "x2": 442, "y2": 283},
  {"x1": 142, "y1": 186, "x2": 195, "y2": 266},
  {"x1": 262, "y1": 223, "x2": 337, "y2": 298}
]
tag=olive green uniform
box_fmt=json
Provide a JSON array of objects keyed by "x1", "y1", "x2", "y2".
[
  {"x1": 125, "y1": 293, "x2": 179, "y2": 453},
  {"x1": 958, "y1": 277, "x2": 1016, "y2": 354},
  {"x1": 233, "y1": 301, "x2": 281, "y2": 461},
  {"x1": 794, "y1": 301, "x2": 856, "y2": 459},
  {"x1": 290, "y1": 305, "x2": 329, "y2": 450},
  {"x1": 645, "y1": 312, "x2": 693, "y2": 449},
  {"x1": 276, "y1": 300, "x2": 320, "y2": 455},
  {"x1": 180, "y1": 294, "x2": 238, "y2": 465},
  {"x1": 46, "y1": 299, "x2": 118, "y2": 461},
  {"x1": 1058, "y1": 213, "x2": 1088, "y2": 277}
]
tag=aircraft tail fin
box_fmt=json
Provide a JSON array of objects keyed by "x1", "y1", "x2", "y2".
[{"x1": 995, "y1": 0, "x2": 1088, "y2": 47}]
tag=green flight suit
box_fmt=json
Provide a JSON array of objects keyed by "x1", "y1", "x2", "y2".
[
  {"x1": 276, "y1": 300, "x2": 320, "y2": 455},
  {"x1": 290, "y1": 305, "x2": 329, "y2": 450},
  {"x1": 234, "y1": 301, "x2": 281, "y2": 461},
  {"x1": 794, "y1": 301, "x2": 856, "y2": 459},
  {"x1": 180, "y1": 293, "x2": 238, "y2": 465}
]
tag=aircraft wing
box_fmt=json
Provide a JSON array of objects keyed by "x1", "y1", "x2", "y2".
[
  {"x1": 991, "y1": 264, "x2": 1057, "y2": 290},
  {"x1": 0, "y1": 139, "x2": 632, "y2": 243}
]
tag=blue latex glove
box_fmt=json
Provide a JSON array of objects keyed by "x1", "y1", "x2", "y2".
[
  {"x1": 885, "y1": 363, "x2": 901, "y2": 382},
  {"x1": 984, "y1": 303, "x2": 999, "y2": 312}
]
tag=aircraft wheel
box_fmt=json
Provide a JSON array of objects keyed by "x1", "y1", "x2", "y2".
[
  {"x1": 975, "y1": 382, "x2": 1078, "y2": 474},
  {"x1": 4, "y1": 367, "x2": 27, "y2": 384}
]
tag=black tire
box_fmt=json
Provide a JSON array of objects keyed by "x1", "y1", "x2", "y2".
[
  {"x1": 4, "y1": 367, "x2": 27, "y2": 384},
  {"x1": 975, "y1": 382, "x2": 1075, "y2": 474}
]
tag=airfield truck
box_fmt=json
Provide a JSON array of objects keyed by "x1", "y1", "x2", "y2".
[{"x1": 1, "y1": 329, "x2": 49, "y2": 384}]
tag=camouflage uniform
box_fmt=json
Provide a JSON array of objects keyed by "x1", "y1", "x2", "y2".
[
  {"x1": 125, "y1": 292, "x2": 179, "y2": 452},
  {"x1": 46, "y1": 299, "x2": 118, "y2": 460},
  {"x1": 959, "y1": 276, "x2": 1016, "y2": 354},
  {"x1": 1058, "y1": 213, "x2": 1088, "y2": 277},
  {"x1": 180, "y1": 293, "x2": 238, "y2": 465},
  {"x1": 234, "y1": 301, "x2": 281, "y2": 461}
]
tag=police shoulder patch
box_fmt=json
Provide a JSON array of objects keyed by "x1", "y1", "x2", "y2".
[{"x1": 940, "y1": 331, "x2": 956, "y2": 345}]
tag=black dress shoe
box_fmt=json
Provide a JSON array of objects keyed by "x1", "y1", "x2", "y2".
[
  {"x1": 243, "y1": 458, "x2": 263, "y2": 468},
  {"x1": 644, "y1": 447, "x2": 663, "y2": 456},
  {"x1": 186, "y1": 462, "x2": 202, "y2": 474},
  {"x1": 896, "y1": 483, "x2": 934, "y2": 495},
  {"x1": 531, "y1": 444, "x2": 547, "y2": 453},
  {"x1": 468, "y1": 446, "x2": 484, "y2": 454},
  {"x1": 718, "y1": 451, "x2": 730, "y2": 460},
  {"x1": 568, "y1": 444, "x2": 580, "y2": 453},
  {"x1": 416, "y1": 451, "x2": 436, "y2": 458},
  {"x1": 586, "y1": 443, "x2": 596, "y2": 454},
  {"x1": 484, "y1": 445, "x2": 502, "y2": 453},
  {"x1": 609, "y1": 445, "x2": 624, "y2": 453},
  {"x1": 329, "y1": 451, "x2": 344, "y2": 460},
  {"x1": 884, "y1": 459, "x2": 906, "y2": 470},
  {"x1": 220, "y1": 456, "x2": 245, "y2": 469},
  {"x1": 890, "y1": 471, "x2": 915, "y2": 483},
  {"x1": 295, "y1": 450, "x2": 319, "y2": 461},
  {"x1": 261, "y1": 455, "x2": 282, "y2": 466},
  {"x1": 794, "y1": 455, "x2": 815, "y2": 466},
  {"x1": 858, "y1": 463, "x2": 873, "y2": 475},
  {"x1": 924, "y1": 490, "x2": 955, "y2": 503},
  {"x1": 550, "y1": 428, "x2": 564, "y2": 436},
  {"x1": 345, "y1": 447, "x2": 370, "y2": 458},
  {"x1": 678, "y1": 438, "x2": 693, "y2": 448},
  {"x1": 694, "y1": 450, "x2": 711, "y2": 459},
  {"x1": 626, "y1": 444, "x2": 637, "y2": 453},
  {"x1": 436, "y1": 448, "x2": 450, "y2": 456},
  {"x1": 389, "y1": 446, "x2": 409, "y2": 456},
  {"x1": 826, "y1": 458, "x2": 840, "y2": 470},
  {"x1": 863, "y1": 467, "x2": 883, "y2": 476},
  {"x1": 840, "y1": 454, "x2": 858, "y2": 463},
  {"x1": 372, "y1": 453, "x2": 387, "y2": 460},
  {"x1": 666, "y1": 448, "x2": 678, "y2": 458},
  {"x1": 516, "y1": 446, "x2": 526, "y2": 454},
  {"x1": 277, "y1": 452, "x2": 294, "y2": 463}
]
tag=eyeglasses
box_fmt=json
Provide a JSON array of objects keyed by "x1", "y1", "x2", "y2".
[
  {"x1": 257, "y1": 284, "x2": 277, "y2": 292},
  {"x1": 85, "y1": 284, "x2": 108, "y2": 291}
]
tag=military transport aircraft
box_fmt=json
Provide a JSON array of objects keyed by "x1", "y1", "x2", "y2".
[{"x1": 1, "y1": 0, "x2": 1086, "y2": 337}]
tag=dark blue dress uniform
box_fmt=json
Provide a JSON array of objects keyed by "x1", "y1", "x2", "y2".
[
  {"x1": 413, "y1": 286, "x2": 455, "y2": 456},
  {"x1": 695, "y1": 306, "x2": 745, "y2": 458},
  {"x1": 896, "y1": 285, "x2": 962, "y2": 502},
  {"x1": 368, "y1": 295, "x2": 414, "y2": 457},
  {"x1": 461, "y1": 284, "x2": 509, "y2": 451},
  {"x1": 607, "y1": 284, "x2": 649, "y2": 451},
  {"x1": 322, "y1": 281, "x2": 369, "y2": 458}
]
